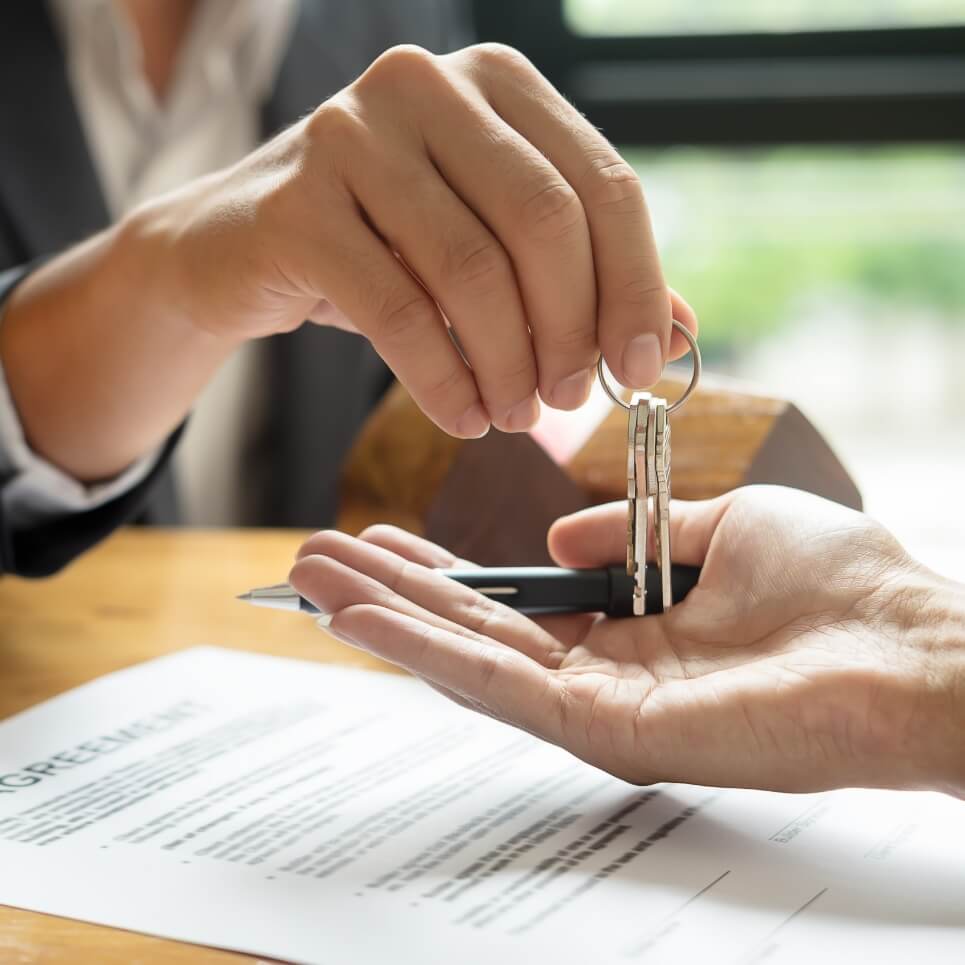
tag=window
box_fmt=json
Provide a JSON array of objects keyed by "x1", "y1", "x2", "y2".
[
  {"x1": 564, "y1": 0, "x2": 965, "y2": 38},
  {"x1": 473, "y1": 1, "x2": 965, "y2": 573},
  {"x1": 640, "y1": 144, "x2": 965, "y2": 569},
  {"x1": 472, "y1": 1, "x2": 965, "y2": 145},
  {"x1": 637, "y1": 146, "x2": 965, "y2": 355}
]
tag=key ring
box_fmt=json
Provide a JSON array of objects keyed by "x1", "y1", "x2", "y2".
[{"x1": 597, "y1": 319, "x2": 701, "y2": 415}]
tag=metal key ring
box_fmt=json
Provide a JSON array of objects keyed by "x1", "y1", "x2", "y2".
[{"x1": 597, "y1": 319, "x2": 701, "y2": 415}]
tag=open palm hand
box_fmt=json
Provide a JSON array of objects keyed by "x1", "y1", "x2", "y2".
[{"x1": 290, "y1": 486, "x2": 962, "y2": 794}]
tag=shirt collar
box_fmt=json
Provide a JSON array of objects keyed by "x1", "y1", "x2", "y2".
[{"x1": 48, "y1": 0, "x2": 297, "y2": 113}]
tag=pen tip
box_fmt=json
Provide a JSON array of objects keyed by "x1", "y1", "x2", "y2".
[{"x1": 236, "y1": 592, "x2": 252, "y2": 602}]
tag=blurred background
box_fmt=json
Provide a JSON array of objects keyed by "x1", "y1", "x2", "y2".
[{"x1": 474, "y1": 0, "x2": 965, "y2": 577}]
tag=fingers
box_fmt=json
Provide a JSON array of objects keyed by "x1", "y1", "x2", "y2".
[
  {"x1": 546, "y1": 503, "x2": 624, "y2": 568},
  {"x1": 416, "y1": 87, "x2": 598, "y2": 411},
  {"x1": 293, "y1": 547, "x2": 563, "y2": 735},
  {"x1": 354, "y1": 525, "x2": 595, "y2": 648},
  {"x1": 300, "y1": 105, "x2": 490, "y2": 440},
  {"x1": 291, "y1": 530, "x2": 568, "y2": 668},
  {"x1": 326, "y1": 604, "x2": 566, "y2": 748},
  {"x1": 464, "y1": 44, "x2": 673, "y2": 388},
  {"x1": 303, "y1": 45, "x2": 699, "y2": 439},
  {"x1": 548, "y1": 494, "x2": 737, "y2": 569},
  {"x1": 353, "y1": 46, "x2": 597, "y2": 412},
  {"x1": 354, "y1": 524, "x2": 476, "y2": 570},
  {"x1": 345, "y1": 148, "x2": 540, "y2": 432},
  {"x1": 303, "y1": 524, "x2": 594, "y2": 642},
  {"x1": 300, "y1": 521, "x2": 471, "y2": 571}
]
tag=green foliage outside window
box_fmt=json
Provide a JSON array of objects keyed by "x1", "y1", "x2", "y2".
[
  {"x1": 566, "y1": 0, "x2": 965, "y2": 36},
  {"x1": 625, "y1": 147, "x2": 965, "y2": 356}
]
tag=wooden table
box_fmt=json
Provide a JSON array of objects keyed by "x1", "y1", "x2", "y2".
[{"x1": 0, "y1": 527, "x2": 398, "y2": 963}]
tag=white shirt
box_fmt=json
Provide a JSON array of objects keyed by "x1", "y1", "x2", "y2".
[{"x1": 0, "y1": 0, "x2": 295, "y2": 531}]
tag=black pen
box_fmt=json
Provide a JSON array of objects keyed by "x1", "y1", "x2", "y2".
[{"x1": 238, "y1": 564, "x2": 700, "y2": 618}]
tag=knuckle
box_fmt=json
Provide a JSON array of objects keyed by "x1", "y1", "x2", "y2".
[
  {"x1": 306, "y1": 99, "x2": 364, "y2": 146},
  {"x1": 581, "y1": 155, "x2": 644, "y2": 214},
  {"x1": 303, "y1": 100, "x2": 371, "y2": 176},
  {"x1": 442, "y1": 237, "x2": 509, "y2": 291},
  {"x1": 486, "y1": 355, "x2": 536, "y2": 393},
  {"x1": 475, "y1": 647, "x2": 510, "y2": 699},
  {"x1": 372, "y1": 292, "x2": 437, "y2": 347},
  {"x1": 471, "y1": 42, "x2": 533, "y2": 76},
  {"x1": 407, "y1": 616, "x2": 436, "y2": 666},
  {"x1": 386, "y1": 557, "x2": 415, "y2": 596},
  {"x1": 520, "y1": 181, "x2": 585, "y2": 242},
  {"x1": 554, "y1": 677, "x2": 579, "y2": 741},
  {"x1": 458, "y1": 593, "x2": 501, "y2": 637},
  {"x1": 359, "y1": 44, "x2": 441, "y2": 90},
  {"x1": 420, "y1": 360, "x2": 471, "y2": 406},
  {"x1": 540, "y1": 320, "x2": 596, "y2": 356},
  {"x1": 619, "y1": 274, "x2": 667, "y2": 308}
]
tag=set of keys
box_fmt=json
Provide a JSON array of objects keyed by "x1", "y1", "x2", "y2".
[
  {"x1": 599, "y1": 320, "x2": 701, "y2": 616},
  {"x1": 627, "y1": 392, "x2": 671, "y2": 615}
]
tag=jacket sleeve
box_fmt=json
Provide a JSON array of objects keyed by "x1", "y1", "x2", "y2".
[{"x1": 0, "y1": 263, "x2": 185, "y2": 578}]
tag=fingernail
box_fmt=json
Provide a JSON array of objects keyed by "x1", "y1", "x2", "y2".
[
  {"x1": 455, "y1": 402, "x2": 490, "y2": 439},
  {"x1": 549, "y1": 367, "x2": 594, "y2": 409},
  {"x1": 315, "y1": 614, "x2": 333, "y2": 629},
  {"x1": 501, "y1": 394, "x2": 540, "y2": 432},
  {"x1": 622, "y1": 333, "x2": 663, "y2": 387}
]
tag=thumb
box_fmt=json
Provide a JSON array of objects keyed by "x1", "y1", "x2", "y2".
[{"x1": 547, "y1": 493, "x2": 737, "y2": 569}]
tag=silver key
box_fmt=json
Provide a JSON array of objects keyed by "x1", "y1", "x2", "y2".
[
  {"x1": 599, "y1": 319, "x2": 701, "y2": 617},
  {"x1": 626, "y1": 394, "x2": 639, "y2": 573},
  {"x1": 650, "y1": 397, "x2": 673, "y2": 609},
  {"x1": 627, "y1": 392, "x2": 650, "y2": 615},
  {"x1": 627, "y1": 395, "x2": 671, "y2": 615}
]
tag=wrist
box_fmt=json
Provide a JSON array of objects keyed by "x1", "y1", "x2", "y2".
[
  {"x1": 875, "y1": 568, "x2": 965, "y2": 798},
  {"x1": 0, "y1": 205, "x2": 241, "y2": 482},
  {"x1": 922, "y1": 578, "x2": 965, "y2": 797},
  {"x1": 114, "y1": 197, "x2": 245, "y2": 351}
]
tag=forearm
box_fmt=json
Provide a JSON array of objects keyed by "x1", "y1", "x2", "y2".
[{"x1": 0, "y1": 211, "x2": 240, "y2": 483}]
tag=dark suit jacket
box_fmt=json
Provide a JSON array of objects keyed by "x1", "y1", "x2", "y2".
[{"x1": 0, "y1": 0, "x2": 469, "y2": 577}]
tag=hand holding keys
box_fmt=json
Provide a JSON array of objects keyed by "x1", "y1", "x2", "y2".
[{"x1": 601, "y1": 320, "x2": 701, "y2": 615}]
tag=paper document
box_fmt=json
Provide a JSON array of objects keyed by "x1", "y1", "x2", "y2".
[{"x1": 0, "y1": 647, "x2": 962, "y2": 963}]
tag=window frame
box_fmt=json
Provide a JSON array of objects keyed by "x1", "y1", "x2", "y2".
[{"x1": 470, "y1": 1, "x2": 965, "y2": 145}]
